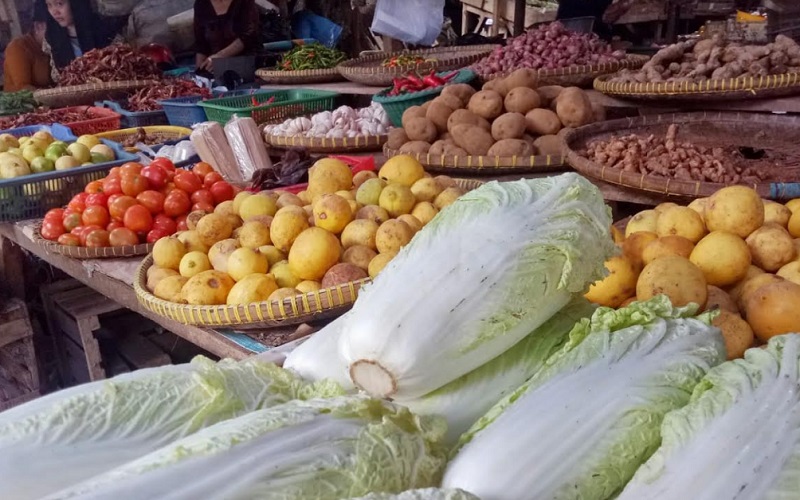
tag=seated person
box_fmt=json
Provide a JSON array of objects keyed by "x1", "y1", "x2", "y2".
[
  {"x1": 194, "y1": 0, "x2": 261, "y2": 73},
  {"x1": 3, "y1": 0, "x2": 52, "y2": 91}
]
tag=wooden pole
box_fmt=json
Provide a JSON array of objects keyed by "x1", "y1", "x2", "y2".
[
  {"x1": 513, "y1": 0, "x2": 526, "y2": 35},
  {"x1": 6, "y1": 0, "x2": 22, "y2": 37},
  {"x1": 491, "y1": 0, "x2": 503, "y2": 35}
]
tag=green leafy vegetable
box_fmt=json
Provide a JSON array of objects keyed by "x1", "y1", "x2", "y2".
[{"x1": 349, "y1": 488, "x2": 480, "y2": 500}]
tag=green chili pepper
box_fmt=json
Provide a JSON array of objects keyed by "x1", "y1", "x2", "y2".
[{"x1": 277, "y1": 43, "x2": 346, "y2": 71}]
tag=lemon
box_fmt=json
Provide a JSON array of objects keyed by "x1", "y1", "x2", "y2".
[
  {"x1": 379, "y1": 184, "x2": 416, "y2": 217},
  {"x1": 379, "y1": 155, "x2": 426, "y2": 187}
]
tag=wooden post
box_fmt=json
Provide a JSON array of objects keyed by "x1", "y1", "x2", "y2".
[
  {"x1": 6, "y1": 0, "x2": 22, "y2": 37},
  {"x1": 491, "y1": 0, "x2": 503, "y2": 35},
  {"x1": 0, "y1": 237, "x2": 26, "y2": 299},
  {"x1": 513, "y1": 0, "x2": 526, "y2": 35}
]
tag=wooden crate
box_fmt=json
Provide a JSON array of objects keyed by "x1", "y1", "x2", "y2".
[{"x1": 0, "y1": 298, "x2": 40, "y2": 411}]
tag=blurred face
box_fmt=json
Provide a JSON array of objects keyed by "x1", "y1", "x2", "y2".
[{"x1": 45, "y1": 0, "x2": 73, "y2": 28}]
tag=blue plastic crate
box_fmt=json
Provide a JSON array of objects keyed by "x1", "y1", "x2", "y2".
[
  {"x1": 159, "y1": 89, "x2": 267, "y2": 128},
  {"x1": 99, "y1": 100, "x2": 168, "y2": 128},
  {"x1": 1, "y1": 123, "x2": 77, "y2": 141}
]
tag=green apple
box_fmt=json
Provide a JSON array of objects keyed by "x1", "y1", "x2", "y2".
[
  {"x1": 77, "y1": 135, "x2": 101, "y2": 149},
  {"x1": 18, "y1": 136, "x2": 30, "y2": 147},
  {"x1": 0, "y1": 152, "x2": 32, "y2": 179},
  {"x1": 67, "y1": 143, "x2": 91, "y2": 164},
  {"x1": 30, "y1": 157, "x2": 55, "y2": 173},
  {"x1": 32, "y1": 130, "x2": 54, "y2": 145},
  {"x1": 90, "y1": 144, "x2": 115, "y2": 161},
  {"x1": 55, "y1": 156, "x2": 80, "y2": 171},
  {"x1": 90, "y1": 152, "x2": 109, "y2": 164},
  {"x1": 51, "y1": 140, "x2": 68, "y2": 149},
  {"x1": 21, "y1": 145, "x2": 43, "y2": 163},
  {"x1": 45, "y1": 143, "x2": 67, "y2": 161},
  {"x1": 0, "y1": 133, "x2": 19, "y2": 149}
]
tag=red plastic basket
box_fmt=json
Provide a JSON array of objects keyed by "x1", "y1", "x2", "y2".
[{"x1": 61, "y1": 106, "x2": 121, "y2": 136}]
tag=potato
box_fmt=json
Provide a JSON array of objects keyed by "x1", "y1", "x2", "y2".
[
  {"x1": 536, "y1": 85, "x2": 564, "y2": 106},
  {"x1": 532, "y1": 135, "x2": 562, "y2": 156},
  {"x1": 727, "y1": 265, "x2": 765, "y2": 305},
  {"x1": 591, "y1": 101, "x2": 606, "y2": 123},
  {"x1": 481, "y1": 79, "x2": 503, "y2": 94},
  {"x1": 432, "y1": 94, "x2": 464, "y2": 111},
  {"x1": 401, "y1": 105, "x2": 427, "y2": 129},
  {"x1": 656, "y1": 206, "x2": 707, "y2": 243},
  {"x1": 557, "y1": 126, "x2": 574, "y2": 139},
  {"x1": 445, "y1": 145, "x2": 468, "y2": 156},
  {"x1": 503, "y1": 87, "x2": 541, "y2": 114},
  {"x1": 622, "y1": 231, "x2": 658, "y2": 271},
  {"x1": 420, "y1": 100, "x2": 432, "y2": 111},
  {"x1": 746, "y1": 223, "x2": 797, "y2": 272},
  {"x1": 764, "y1": 200, "x2": 792, "y2": 227},
  {"x1": 690, "y1": 231, "x2": 751, "y2": 286},
  {"x1": 447, "y1": 109, "x2": 490, "y2": 133},
  {"x1": 525, "y1": 108, "x2": 562, "y2": 136},
  {"x1": 777, "y1": 261, "x2": 800, "y2": 285},
  {"x1": 555, "y1": 87, "x2": 594, "y2": 128},
  {"x1": 321, "y1": 263, "x2": 368, "y2": 288},
  {"x1": 491, "y1": 112, "x2": 527, "y2": 141},
  {"x1": 642, "y1": 235, "x2": 695, "y2": 265},
  {"x1": 744, "y1": 281, "x2": 800, "y2": 342},
  {"x1": 584, "y1": 255, "x2": 638, "y2": 308},
  {"x1": 706, "y1": 285, "x2": 739, "y2": 313},
  {"x1": 467, "y1": 90, "x2": 504, "y2": 120},
  {"x1": 387, "y1": 128, "x2": 409, "y2": 150},
  {"x1": 687, "y1": 198, "x2": 708, "y2": 221},
  {"x1": 426, "y1": 101, "x2": 455, "y2": 134},
  {"x1": 398, "y1": 141, "x2": 431, "y2": 155},
  {"x1": 428, "y1": 139, "x2": 453, "y2": 156},
  {"x1": 705, "y1": 186, "x2": 764, "y2": 238},
  {"x1": 405, "y1": 117, "x2": 438, "y2": 143},
  {"x1": 503, "y1": 68, "x2": 538, "y2": 90},
  {"x1": 737, "y1": 273, "x2": 784, "y2": 310},
  {"x1": 487, "y1": 139, "x2": 535, "y2": 157},
  {"x1": 636, "y1": 255, "x2": 708, "y2": 308},
  {"x1": 441, "y1": 83, "x2": 476, "y2": 104},
  {"x1": 625, "y1": 209, "x2": 659, "y2": 236},
  {"x1": 451, "y1": 125, "x2": 494, "y2": 156},
  {"x1": 713, "y1": 311, "x2": 754, "y2": 360},
  {"x1": 440, "y1": 132, "x2": 453, "y2": 142}
]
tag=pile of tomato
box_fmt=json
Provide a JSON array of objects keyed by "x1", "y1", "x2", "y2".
[{"x1": 40, "y1": 160, "x2": 237, "y2": 248}]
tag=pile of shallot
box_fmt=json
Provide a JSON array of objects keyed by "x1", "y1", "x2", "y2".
[
  {"x1": 472, "y1": 22, "x2": 625, "y2": 78},
  {"x1": 263, "y1": 102, "x2": 392, "y2": 139}
]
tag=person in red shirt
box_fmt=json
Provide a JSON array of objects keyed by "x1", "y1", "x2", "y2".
[{"x1": 3, "y1": 0, "x2": 52, "y2": 91}]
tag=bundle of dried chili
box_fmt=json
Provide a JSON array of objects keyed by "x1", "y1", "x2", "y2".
[{"x1": 58, "y1": 44, "x2": 161, "y2": 86}]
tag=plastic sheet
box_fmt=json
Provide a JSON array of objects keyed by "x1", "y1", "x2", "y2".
[
  {"x1": 371, "y1": 0, "x2": 444, "y2": 46},
  {"x1": 224, "y1": 117, "x2": 272, "y2": 182},
  {"x1": 189, "y1": 122, "x2": 240, "y2": 181}
]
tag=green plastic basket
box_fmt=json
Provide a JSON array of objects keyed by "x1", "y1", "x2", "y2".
[
  {"x1": 372, "y1": 69, "x2": 476, "y2": 127},
  {"x1": 198, "y1": 89, "x2": 339, "y2": 125}
]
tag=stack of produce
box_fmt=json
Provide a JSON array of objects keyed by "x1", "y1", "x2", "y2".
[
  {"x1": 381, "y1": 54, "x2": 434, "y2": 68},
  {"x1": 472, "y1": 21, "x2": 625, "y2": 79},
  {"x1": 263, "y1": 103, "x2": 392, "y2": 139},
  {"x1": 0, "y1": 90, "x2": 37, "y2": 116},
  {"x1": 0, "y1": 106, "x2": 103, "y2": 130},
  {"x1": 39, "y1": 161, "x2": 236, "y2": 247},
  {"x1": 276, "y1": 42, "x2": 346, "y2": 71},
  {"x1": 125, "y1": 80, "x2": 212, "y2": 112},
  {"x1": 388, "y1": 71, "x2": 602, "y2": 157},
  {"x1": 608, "y1": 34, "x2": 800, "y2": 84},
  {"x1": 0, "y1": 131, "x2": 116, "y2": 180},
  {"x1": 57, "y1": 44, "x2": 161, "y2": 86},
  {"x1": 586, "y1": 185, "x2": 800, "y2": 360},
  {"x1": 144, "y1": 155, "x2": 468, "y2": 306}
]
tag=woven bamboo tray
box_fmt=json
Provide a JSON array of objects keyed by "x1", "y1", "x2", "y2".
[
  {"x1": 256, "y1": 67, "x2": 345, "y2": 85},
  {"x1": 265, "y1": 132, "x2": 388, "y2": 153},
  {"x1": 594, "y1": 71, "x2": 800, "y2": 101},
  {"x1": 337, "y1": 45, "x2": 497, "y2": 87},
  {"x1": 34, "y1": 80, "x2": 160, "y2": 108},
  {"x1": 134, "y1": 178, "x2": 485, "y2": 329},
  {"x1": 482, "y1": 55, "x2": 649, "y2": 88},
  {"x1": 32, "y1": 222, "x2": 153, "y2": 259},
  {"x1": 383, "y1": 144, "x2": 567, "y2": 176},
  {"x1": 564, "y1": 111, "x2": 800, "y2": 200}
]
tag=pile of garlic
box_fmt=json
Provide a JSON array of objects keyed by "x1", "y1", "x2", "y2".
[{"x1": 264, "y1": 102, "x2": 392, "y2": 139}]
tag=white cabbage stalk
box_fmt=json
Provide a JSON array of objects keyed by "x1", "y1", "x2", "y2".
[
  {"x1": 443, "y1": 297, "x2": 726, "y2": 500},
  {"x1": 400, "y1": 298, "x2": 596, "y2": 444},
  {"x1": 348, "y1": 488, "x2": 480, "y2": 500},
  {"x1": 283, "y1": 313, "x2": 356, "y2": 391},
  {"x1": 47, "y1": 396, "x2": 448, "y2": 500},
  {"x1": 617, "y1": 333, "x2": 800, "y2": 500},
  {"x1": 0, "y1": 356, "x2": 343, "y2": 500},
  {"x1": 339, "y1": 174, "x2": 615, "y2": 400}
]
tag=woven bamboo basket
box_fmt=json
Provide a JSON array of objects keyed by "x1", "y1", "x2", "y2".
[
  {"x1": 594, "y1": 71, "x2": 800, "y2": 101},
  {"x1": 564, "y1": 111, "x2": 800, "y2": 200},
  {"x1": 256, "y1": 67, "x2": 345, "y2": 85},
  {"x1": 337, "y1": 45, "x2": 497, "y2": 87},
  {"x1": 482, "y1": 55, "x2": 649, "y2": 88},
  {"x1": 134, "y1": 178, "x2": 485, "y2": 329},
  {"x1": 33, "y1": 222, "x2": 153, "y2": 259},
  {"x1": 383, "y1": 144, "x2": 567, "y2": 176},
  {"x1": 96, "y1": 126, "x2": 192, "y2": 151},
  {"x1": 34, "y1": 80, "x2": 160, "y2": 108},
  {"x1": 265, "y1": 132, "x2": 388, "y2": 153}
]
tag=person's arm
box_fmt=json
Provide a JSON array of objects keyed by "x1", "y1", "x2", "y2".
[
  {"x1": 194, "y1": 3, "x2": 212, "y2": 70},
  {"x1": 3, "y1": 40, "x2": 35, "y2": 91}
]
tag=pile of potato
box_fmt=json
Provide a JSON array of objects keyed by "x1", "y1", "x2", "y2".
[
  {"x1": 387, "y1": 69, "x2": 604, "y2": 158},
  {"x1": 586, "y1": 185, "x2": 800, "y2": 360}
]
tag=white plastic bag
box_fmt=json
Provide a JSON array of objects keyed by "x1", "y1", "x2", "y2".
[
  {"x1": 224, "y1": 117, "x2": 272, "y2": 182},
  {"x1": 371, "y1": 0, "x2": 445, "y2": 46}
]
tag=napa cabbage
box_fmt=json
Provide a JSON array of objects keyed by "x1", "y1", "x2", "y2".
[
  {"x1": 348, "y1": 488, "x2": 480, "y2": 500},
  {"x1": 284, "y1": 313, "x2": 356, "y2": 391}
]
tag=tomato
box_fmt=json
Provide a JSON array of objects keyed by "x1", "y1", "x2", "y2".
[
  {"x1": 174, "y1": 170, "x2": 203, "y2": 194},
  {"x1": 109, "y1": 227, "x2": 139, "y2": 247},
  {"x1": 140, "y1": 165, "x2": 168, "y2": 189},
  {"x1": 136, "y1": 190, "x2": 165, "y2": 214},
  {"x1": 202, "y1": 171, "x2": 223, "y2": 188},
  {"x1": 57, "y1": 233, "x2": 81, "y2": 246},
  {"x1": 106, "y1": 193, "x2": 123, "y2": 206},
  {"x1": 108, "y1": 195, "x2": 137, "y2": 221},
  {"x1": 192, "y1": 201, "x2": 216, "y2": 213},
  {"x1": 85, "y1": 229, "x2": 110, "y2": 248},
  {"x1": 163, "y1": 190, "x2": 191, "y2": 217},
  {"x1": 62, "y1": 213, "x2": 82, "y2": 232},
  {"x1": 108, "y1": 167, "x2": 122, "y2": 178},
  {"x1": 152, "y1": 214, "x2": 177, "y2": 235},
  {"x1": 120, "y1": 162, "x2": 143, "y2": 175},
  {"x1": 106, "y1": 220, "x2": 124, "y2": 232},
  {"x1": 146, "y1": 228, "x2": 169, "y2": 244},
  {"x1": 41, "y1": 220, "x2": 65, "y2": 241},
  {"x1": 192, "y1": 162, "x2": 214, "y2": 177},
  {"x1": 102, "y1": 176, "x2": 122, "y2": 195},
  {"x1": 84, "y1": 180, "x2": 104, "y2": 194},
  {"x1": 175, "y1": 214, "x2": 188, "y2": 232},
  {"x1": 209, "y1": 181, "x2": 235, "y2": 204},
  {"x1": 85, "y1": 193, "x2": 108, "y2": 207},
  {"x1": 151, "y1": 157, "x2": 176, "y2": 172},
  {"x1": 191, "y1": 189, "x2": 214, "y2": 206},
  {"x1": 123, "y1": 204, "x2": 153, "y2": 233},
  {"x1": 121, "y1": 173, "x2": 149, "y2": 197},
  {"x1": 81, "y1": 205, "x2": 110, "y2": 228},
  {"x1": 75, "y1": 225, "x2": 102, "y2": 245},
  {"x1": 44, "y1": 208, "x2": 65, "y2": 223},
  {"x1": 68, "y1": 193, "x2": 88, "y2": 213}
]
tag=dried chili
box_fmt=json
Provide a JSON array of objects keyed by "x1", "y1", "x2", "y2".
[
  {"x1": 126, "y1": 80, "x2": 211, "y2": 112},
  {"x1": 58, "y1": 44, "x2": 161, "y2": 86}
]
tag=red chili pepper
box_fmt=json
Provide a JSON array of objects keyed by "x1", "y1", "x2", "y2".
[
  {"x1": 266, "y1": 96, "x2": 276, "y2": 105},
  {"x1": 251, "y1": 96, "x2": 259, "y2": 106},
  {"x1": 441, "y1": 71, "x2": 458, "y2": 82},
  {"x1": 422, "y1": 70, "x2": 445, "y2": 88},
  {"x1": 405, "y1": 73, "x2": 424, "y2": 89}
]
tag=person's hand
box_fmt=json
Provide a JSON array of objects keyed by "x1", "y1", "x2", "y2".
[{"x1": 200, "y1": 55, "x2": 217, "y2": 72}]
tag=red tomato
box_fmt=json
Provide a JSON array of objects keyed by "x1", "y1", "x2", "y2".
[
  {"x1": 173, "y1": 170, "x2": 203, "y2": 194},
  {"x1": 41, "y1": 220, "x2": 65, "y2": 241},
  {"x1": 140, "y1": 165, "x2": 168, "y2": 189},
  {"x1": 152, "y1": 214, "x2": 177, "y2": 235},
  {"x1": 192, "y1": 162, "x2": 214, "y2": 177},
  {"x1": 68, "y1": 193, "x2": 88, "y2": 213},
  {"x1": 102, "y1": 176, "x2": 122, "y2": 196},
  {"x1": 203, "y1": 171, "x2": 223, "y2": 189},
  {"x1": 85, "y1": 229, "x2": 110, "y2": 248},
  {"x1": 121, "y1": 173, "x2": 149, "y2": 197},
  {"x1": 75, "y1": 225, "x2": 103, "y2": 245},
  {"x1": 81, "y1": 205, "x2": 110, "y2": 228},
  {"x1": 109, "y1": 227, "x2": 139, "y2": 247},
  {"x1": 123, "y1": 205, "x2": 153, "y2": 233},
  {"x1": 146, "y1": 228, "x2": 169, "y2": 244},
  {"x1": 84, "y1": 180, "x2": 104, "y2": 194},
  {"x1": 191, "y1": 189, "x2": 214, "y2": 206},
  {"x1": 175, "y1": 214, "x2": 188, "y2": 232},
  {"x1": 106, "y1": 193, "x2": 123, "y2": 206},
  {"x1": 44, "y1": 208, "x2": 65, "y2": 223},
  {"x1": 85, "y1": 193, "x2": 108, "y2": 207},
  {"x1": 106, "y1": 220, "x2": 124, "y2": 232},
  {"x1": 192, "y1": 202, "x2": 215, "y2": 213},
  {"x1": 57, "y1": 233, "x2": 81, "y2": 246},
  {"x1": 163, "y1": 190, "x2": 191, "y2": 217},
  {"x1": 120, "y1": 162, "x2": 143, "y2": 175},
  {"x1": 136, "y1": 190, "x2": 165, "y2": 214},
  {"x1": 108, "y1": 167, "x2": 122, "y2": 178},
  {"x1": 108, "y1": 195, "x2": 137, "y2": 221},
  {"x1": 63, "y1": 213, "x2": 82, "y2": 232},
  {"x1": 151, "y1": 157, "x2": 176, "y2": 172},
  {"x1": 209, "y1": 181, "x2": 235, "y2": 204}
]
